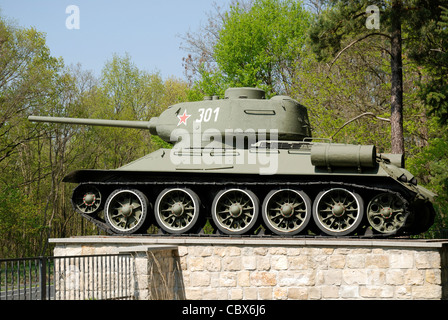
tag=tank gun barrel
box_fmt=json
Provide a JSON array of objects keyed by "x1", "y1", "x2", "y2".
[{"x1": 28, "y1": 115, "x2": 158, "y2": 131}]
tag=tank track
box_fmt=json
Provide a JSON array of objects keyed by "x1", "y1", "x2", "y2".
[{"x1": 72, "y1": 178, "x2": 427, "y2": 239}]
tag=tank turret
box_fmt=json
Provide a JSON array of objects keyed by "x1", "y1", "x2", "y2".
[
  {"x1": 28, "y1": 87, "x2": 436, "y2": 238},
  {"x1": 29, "y1": 87, "x2": 311, "y2": 148}
]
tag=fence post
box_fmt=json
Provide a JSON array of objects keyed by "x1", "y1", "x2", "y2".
[{"x1": 39, "y1": 257, "x2": 47, "y2": 300}]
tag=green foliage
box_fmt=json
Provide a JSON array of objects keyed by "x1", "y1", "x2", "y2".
[
  {"x1": 311, "y1": 1, "x2": 448, "y2": 128},
  {"x1": 291, "y1": 40, "x2": 393, "y2": 151},
  {"x1": 309, "y1": 0, "x2": 446, "y2": 63},
  {"x1": 0, "y1": 19, "x2": 62, "y2": 165},
  {"x1": 307, "y1": 0, "x2": 448, "y2": 155},
  {"x1": 407, "y1": 124, "x2": 448, "y2": 231},
  {"x1": 0, "y1": 187, "x2": 46, "y2": 258},
  {"x1": 100, "y1": 53, "x2": 165, "y2": 120},
  {"x1": 191, "y1": 65, "x2": 227, "y2": 97},
  {"x1": 308, "y1": 0, "x2": 366, "y2": 61},
  {"x1": 197, "y1": 0, "x2": 311, "y2": 95},
  {"x1": 413, "y1": 5, "x2": 448, "y2": 125}
]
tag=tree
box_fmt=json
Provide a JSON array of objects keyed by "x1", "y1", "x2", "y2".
[
  {"x1": 407, "y1": 118, "x2": 448, "y2": 235},
  {"x1": 308, "y1": 0, "x2": 447, "y2": 155},
  {"x1": 93, "y1": 54, "x2": 165, "y2": 168},
  {"x1": 214, "y1": 0, "x2": 311, "y2": 93},
  {"x1": 0, "y1": 18, "x2": 62, "y2": 165},
  {"x1": 292, "y1": 37, "x2": 393, "y2": 149},
  {"x1": 183, "y1": 0, "x2": 312, "y2": 96},
  {"x1": 409, "y1": 5, "x2": 448, "y2": 125},
  {"x1": 0, "y1": 16, "x2": 65, "y2": 257}
]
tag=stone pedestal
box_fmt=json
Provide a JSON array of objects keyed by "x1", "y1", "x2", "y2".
[{"x1": 50, "y1": 236, "x2": 448, "y2": 300}]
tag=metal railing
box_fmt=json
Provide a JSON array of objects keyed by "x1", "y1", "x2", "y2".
[{"x1": 0, "y1": 254, "x2": 134, "y2": 300}]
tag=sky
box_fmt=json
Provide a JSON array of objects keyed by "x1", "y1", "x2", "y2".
[{"x1": 0, "y1": 0, "x2": 232, "y2": 79}]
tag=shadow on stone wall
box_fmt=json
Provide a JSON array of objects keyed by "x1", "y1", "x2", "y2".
[
  {"x1": 146, "y1": 249, "x2": 185, "y2": 300},
  {"x1": 442, "y1": 247, "x2": 448, "y2": 300}
]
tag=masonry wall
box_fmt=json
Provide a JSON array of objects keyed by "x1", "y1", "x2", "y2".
[
  {"x1": 178, "y1": 244, "x2": 447, "y2": 300},
  {"x1": 51, "y1": 237, "x2": 448, "y2": 300}
]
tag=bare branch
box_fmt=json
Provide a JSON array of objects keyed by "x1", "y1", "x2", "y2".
[
  {"x1": 331, "y1": 112, "x2": 390, "y2": 140},
  {"x1": 329, "y1": 32, "x2": 392, "y2": 71}
]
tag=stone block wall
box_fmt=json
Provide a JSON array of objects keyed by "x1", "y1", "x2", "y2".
[
  {"x1": 50, "y1": 237, "x2": 448, "y2": 300},
  {"x1": 178, "y1": 245, "x2": 446, "y2": 300}
]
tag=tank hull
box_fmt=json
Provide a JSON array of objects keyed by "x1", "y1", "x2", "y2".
[{"x1": 66, "y1": 145, "x2": 436, "y2": 237}]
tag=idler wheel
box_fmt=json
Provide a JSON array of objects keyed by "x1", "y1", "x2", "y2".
[
  {"x1": 262, "y1": 189, "x2": 312, "y2": 235},
  {"x1": 155, "y1": 188, "x2": 200, "y2": 234},
  {"x1": 72, "y1": 184, "x2": 102, "y2": 215},
  {"x1": 104, "y1": 189, "x2": 149, "y2": 234},
  {"x1": 212, "y1": 189, "x2": 259, "y2": 235},
  {"x1": 367, "y1": 193, "x2": 406, "y2": 234},
  {"x1": 313, "y1": 188, "x2": 364, "y2": 236}
]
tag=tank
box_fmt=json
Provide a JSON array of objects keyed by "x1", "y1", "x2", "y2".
[{"x1": 28, "y1": 87, "x2": 436, "y2": 237}]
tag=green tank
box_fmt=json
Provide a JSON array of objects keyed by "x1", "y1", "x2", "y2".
[{"x1": 28, "y1": 87, "x2": 436, "y2": 237}]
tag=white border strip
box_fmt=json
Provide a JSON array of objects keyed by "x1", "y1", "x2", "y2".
[{"x1": 49, "y1": 236, "x2": 448, "y2": 248}]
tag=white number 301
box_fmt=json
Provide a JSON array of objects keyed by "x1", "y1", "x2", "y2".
[{"x1": 196, "y1": 107, "x2": 220, "y2": 122}]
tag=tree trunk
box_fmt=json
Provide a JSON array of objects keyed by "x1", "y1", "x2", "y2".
[{"x1": 390, "y1": 0, "x2": 405, "y2": 155}]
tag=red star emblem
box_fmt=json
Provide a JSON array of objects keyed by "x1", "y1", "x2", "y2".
[{"x1": 177, "y1": 110, "x2": 191, "y2": 126}]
